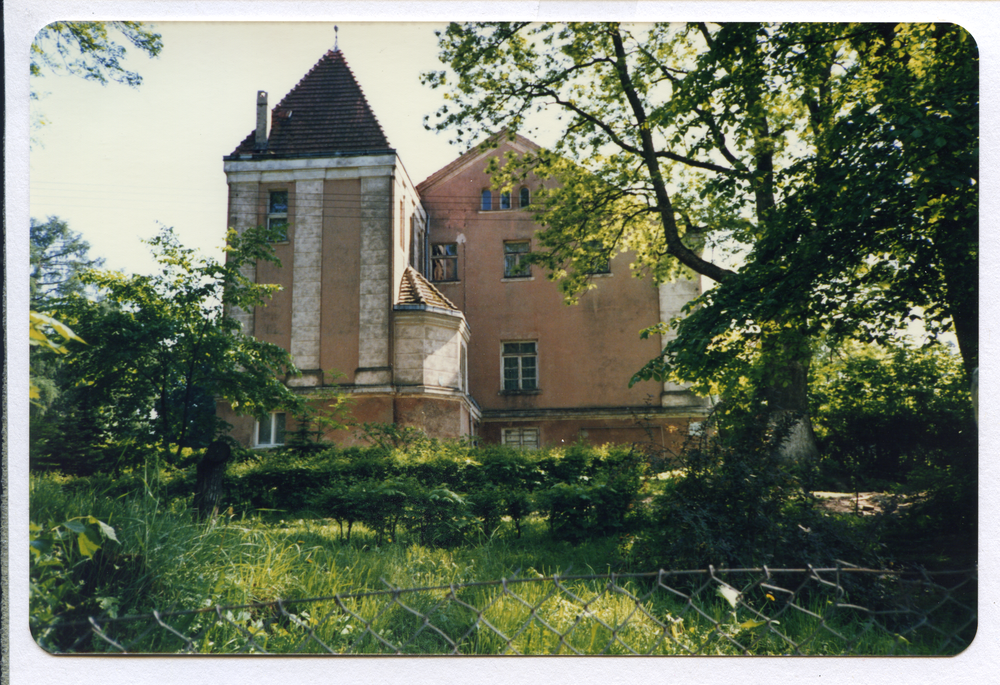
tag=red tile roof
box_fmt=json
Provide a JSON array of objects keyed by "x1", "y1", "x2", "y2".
[
  {"x1": 228, "y1": 49, "x2": 392, "y2": 159},
  {"x1": 397, "y1": 266, "x2": 459, "y2": 311}
]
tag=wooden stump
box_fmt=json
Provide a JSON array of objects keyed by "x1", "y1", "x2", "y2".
[{"x1": 194, "y1": 440, "x2": 231, "y2": 520}]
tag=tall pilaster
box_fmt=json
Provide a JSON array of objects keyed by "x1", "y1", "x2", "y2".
[
  {"x1": 356, "y1": 175, "x2": 393, "y2": 385},
  {"x1": 291, "y1": 179, "x2": 324, "y2": 373},
  {"x1": 227, "y1": 181, "x2": 260, "y2": 335}
]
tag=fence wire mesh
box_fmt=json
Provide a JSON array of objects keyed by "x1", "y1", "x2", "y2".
[{"x1": 35, "y1": 565, "x2": 976, "y2": 656}]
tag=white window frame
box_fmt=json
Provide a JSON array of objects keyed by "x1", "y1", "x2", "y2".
[
  {"x1": 502, "y1": 427, "x2": 540, "y2": 450},
  {"x1": 502, "y1": 341, "x2": 538, "y2": 392},
  {"x1": 255, "y1": 412, "x2": 287, "y2": 447}
]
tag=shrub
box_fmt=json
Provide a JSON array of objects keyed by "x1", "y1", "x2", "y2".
[
  {"x1": 631, "y1": 411, "x2": 882, "y2": 570},
  {"x1": 810, "y1": 343, "x2": 975, "y2": 485}
]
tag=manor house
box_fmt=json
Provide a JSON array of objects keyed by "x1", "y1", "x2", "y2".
[{"x1": 217, "y1": 48, "x2": 707, "y2": 452}]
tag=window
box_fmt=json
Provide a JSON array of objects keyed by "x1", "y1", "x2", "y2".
[
  {"x1": 585, "y1": 241, "x2": 611, "y2": 274},
  {"x1": 519, "y1": 187, "x2": 530, "y2": 208},
  {"x1": 256, "y1": 412, "x2": 287, "y2": 447},
  {"x1": 431, "y1": 243, "x2": 458, "y2": 281},
  {"x1": 268, "y1": 190, "x2": 289, "y2": 241},
  {"x1": 503, "y1": 241, "x2": 531, "y2": 278},
  {"x1": 502, "y1": 427, "x2": 539, "y2": 450},
  {"x1": 481, "y1": 189, "x2": 492, "y2": 211},
  {"x1": 502, "y1": 341, "x2": 537, "y2": 392},
  {"x1": 500, "y1": 191, "x2": 511, "y2": 210}
]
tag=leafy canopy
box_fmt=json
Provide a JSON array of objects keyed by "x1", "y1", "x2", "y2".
[
  {"x1": 424, "y1": 22, "x2": 977, "y2": 398},
  {"x1": 56, "y1": 223, "x2": 302, "y2": 463}
]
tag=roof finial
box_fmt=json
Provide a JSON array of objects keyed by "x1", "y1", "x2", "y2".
[{"x1": 334, "y1": 25, "x2": 339, "y2": 52}]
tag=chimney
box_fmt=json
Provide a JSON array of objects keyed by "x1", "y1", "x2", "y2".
[{"x1": 255, "y1": 91, "x2": 268, "y2": 150}]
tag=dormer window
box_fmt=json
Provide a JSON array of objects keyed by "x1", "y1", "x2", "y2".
[
  {"x1": 519, "y1": 187, "x2": 530, "y2": 208},
  {"x1": 268, "y1": 190, "x2": 289, "y2": 241},
  {"x1": 500, "y1": 191, "x2": 511, "y2": 210},
  {"x1": 481, "y1": 189, "x2": 492, "y2": 211}
]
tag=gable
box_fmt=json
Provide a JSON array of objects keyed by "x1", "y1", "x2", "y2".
[{"x1": 416, "y1": 132, "x2": 541, "y2": 195}]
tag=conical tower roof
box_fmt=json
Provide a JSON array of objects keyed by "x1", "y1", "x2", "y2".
[{"x1": 228, "y1": 49, "x2": 392, "y2": 159}]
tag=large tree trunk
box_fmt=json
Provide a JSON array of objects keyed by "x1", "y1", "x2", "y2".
[
  {"x1": 762, "y1": 334, "x2": 820, "y2": 464},
  {"x1": 194, "y1": 440, "x2": 232, "y2": 520}
]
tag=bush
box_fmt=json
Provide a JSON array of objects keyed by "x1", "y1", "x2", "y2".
[
  {"x1": 811, "y1": 343, "x2": 975, "y2": 485},
  {"x1": 631, "y1": 411, "x2": 882, "y2": 570}
]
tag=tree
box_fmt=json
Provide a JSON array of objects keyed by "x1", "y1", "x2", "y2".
[
  {"x1": 424, "y1": 23, "x2": 977, "y2": 458},
  {"x1": 54, "y1": 224, "x2": 302, "y2": 467},
  {"x1": 30, "y1": 21, "x2": 162, "y2": 134},
  {"x1": 30, "y1": 216, "x2": 105, "y2": 309}
]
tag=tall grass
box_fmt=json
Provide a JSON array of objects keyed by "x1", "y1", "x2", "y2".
[{"x1": 30, "y1": 471, "x2": 973, "y2": 655}]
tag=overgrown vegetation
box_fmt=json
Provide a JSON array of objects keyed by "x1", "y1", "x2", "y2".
[{"x1": 29, "y1": 427, "x2": 975, "y2": 654}]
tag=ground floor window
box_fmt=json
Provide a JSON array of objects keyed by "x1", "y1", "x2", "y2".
[
  {"x1": 502, "y1": 427, "x2": 539, "y2": 450},
  {"x1": 256, "y1": 412, "x2": 286, "y2": 447}
]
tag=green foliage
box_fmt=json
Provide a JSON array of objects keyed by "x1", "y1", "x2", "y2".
[
  {"x1": 29, "y1": 513, "x2": 120, "y2": 651},
  {"x1": 632, "y1": 412, "x2": 881, "y2": 570},
  {"x1": 47, "y1": 224, "x2": 301, "y2": 470},
  {"x1": 811, "y1": 342, "x2": 975, "y2": 483},
  {"x1": 810, "y1": 342, "x2": 976, "y2": 545},
  {"x1": 427, "y1": 23, "x2": 977, "y2": 461}
]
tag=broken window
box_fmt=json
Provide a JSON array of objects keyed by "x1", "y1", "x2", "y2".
[
  {"x1": 502, "y1": 341, "x2": 537, "y2": 392},
  {"x1": 268, "y1": 190, "x2": 289, "y2": 241},
  {"x1": 503, "y1": 241, "x2": 531, "y2": 278},
  {"x1": 431, "y1": 243, "x2": 458, "y2": 282},
  {"x1": 502, "y1": 427, "x2": 539, "y2": 450},
  {"x1": 256, "y1": 412, "x2": 286, "y2": 447}
]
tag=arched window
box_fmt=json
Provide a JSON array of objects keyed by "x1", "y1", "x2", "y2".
[
  {"x1": 500, "y1": 191, "x2": 511, "y2": 210},
  {"x1": 519, "y1": 187, "x2": 530, "y2": 208},
  {"x1": 481, "y1": 189, "x2": 492, "y2": 211}
]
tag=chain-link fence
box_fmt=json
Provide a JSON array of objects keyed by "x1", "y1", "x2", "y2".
[{"x1": 34, "y1": 564, "x2": 976, "y2": 656}]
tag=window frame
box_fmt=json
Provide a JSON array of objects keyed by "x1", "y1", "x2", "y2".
[
  {"x1": 585, "y1": 241, "x2": 611, "y2": 275},
  {"x1": 431, "y1": 242, "x2": 459, "y2": 282},
  {"x1": 501, "y1": 341, "x2": 538, "y2": 393},
  {"x1": 502, "y1": 427, "x2": 540, "y2": 450},
  {"x1": 519, "y1": 187, "x2": 530, "y2": 208},
  {"x1": 481, "y1": 189, "x2": 492, "y2": 211},
  {"x1": 500, "y1": 190, "x2": 511, "y2": 210},
  {"x1": 503, "y1": 240, "x2": 532, "y2": 279},
  {"x1": 267, "y1": 190, "x2": 289, "y2": 242},
  {"x1": 255, "y1": 411, "x2": 287, "y2": 447}
]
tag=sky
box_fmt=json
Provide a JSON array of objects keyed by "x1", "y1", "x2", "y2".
[{"x1": 8, "y1": 3, "x2": 1000, "y2": 685}]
